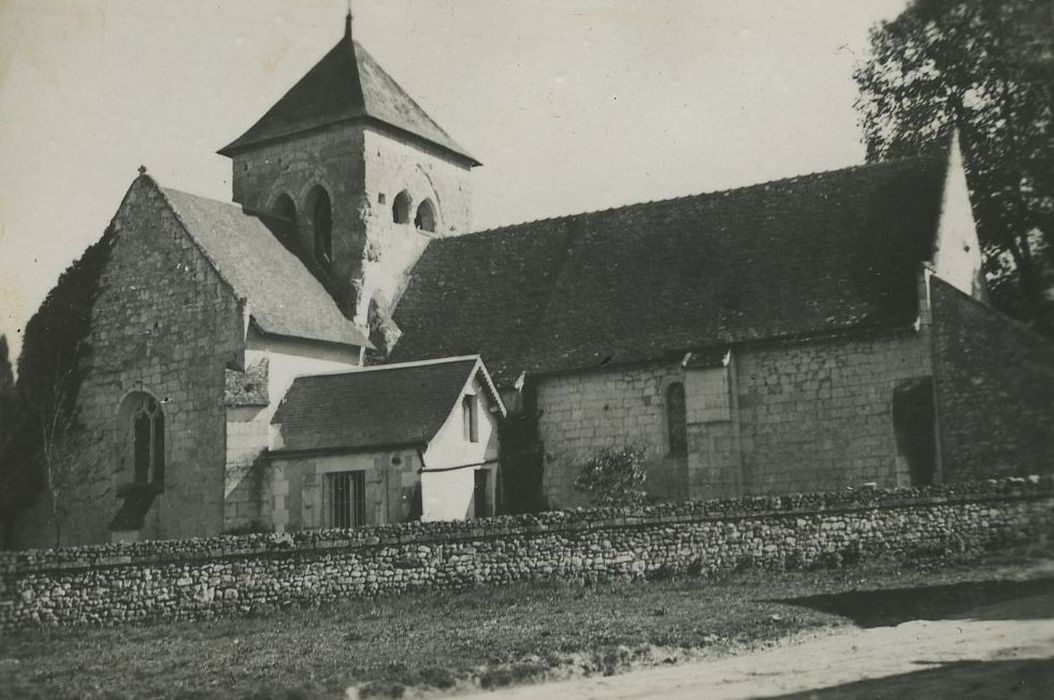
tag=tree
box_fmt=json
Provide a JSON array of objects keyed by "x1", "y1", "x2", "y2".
[
  {"x1": 0, "y1": 336, "x2": 15, "y2": 459},
  {"x1": 0, "y1": 335, "x2": 23, "y2": 546},
  {"x1": 8, "y1": 230, "x2": 113, "y2": 546},
  {"x1": 28, "y1": 357, "x2": 105, "y2": 547},
  {"x1": 574, "y1": 446, "x2": 649, "y2": 507},
  {"x1": 854, "y1": 0, "x2": 1054, "y2": 333}
]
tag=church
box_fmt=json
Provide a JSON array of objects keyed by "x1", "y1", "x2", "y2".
[{"x1": 9, "y1": 15, "x2": 1054, "y2": 548}]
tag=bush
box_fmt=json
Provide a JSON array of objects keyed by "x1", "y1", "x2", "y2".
[{"x1": 573, "y1": 446, "x2": 648, "y2": 506}]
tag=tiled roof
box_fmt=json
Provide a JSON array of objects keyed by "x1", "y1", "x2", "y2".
[
  {"x1": 391, "y1": 154, "x2": 948, "y2": 384},
  {"x1": 271, "y1": 357, "x2": 484, "y2": 453},
  {"x1": 159, "y1": 183, "x2": 371, "y2": 349},
  {"x1": 218, "y1": 34, "x2": 478, "y2": 165}
]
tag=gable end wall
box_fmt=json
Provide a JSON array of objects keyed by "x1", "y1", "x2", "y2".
[
  {"x1": 16, "y1": 180, "x2": 245, "y2": 547},
  {"x1": 930, "y1": 277, "x2": 1054, "y2": 479}
]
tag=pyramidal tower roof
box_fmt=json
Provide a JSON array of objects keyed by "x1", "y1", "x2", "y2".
[{"x1": 219, "y1": 15, "x2": 479, "y2": 165}]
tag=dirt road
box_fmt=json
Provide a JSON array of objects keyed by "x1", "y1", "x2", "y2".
[{"x1": 462, "y1": 592, "x2": 1054, "y2": 699}]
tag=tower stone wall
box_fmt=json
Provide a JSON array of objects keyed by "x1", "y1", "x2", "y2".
[{"x1": 227, "y1": 121, "x2": 473, "y2": 343}]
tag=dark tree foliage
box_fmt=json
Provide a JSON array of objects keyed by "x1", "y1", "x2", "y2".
[
  {"x1": 854, "y1": 0, "x2": 1054, "y2": 333},
  {"x1": 574, "y1": 446, "x2": 649, "y2": 507},
  {"x1": 0, "y1": 336, "x2": 12, "y2": 392},
  {"x1": 0, "y1": 229, "x2": 114, "y2": 537},
  {"x1": 0, "y1": 336, "x2": 18, "y2": 499}
]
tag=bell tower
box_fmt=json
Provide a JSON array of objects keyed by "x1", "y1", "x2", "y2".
[{"x1": 218, "y1": 12, "x2": 480, "y2": 342}]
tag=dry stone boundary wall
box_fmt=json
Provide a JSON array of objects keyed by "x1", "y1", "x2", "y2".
[{"x1": 2, "y1": 477, "x2": 1052, "y2": 631}]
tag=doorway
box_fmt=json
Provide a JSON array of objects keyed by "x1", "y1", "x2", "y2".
[
  {"x1": 892, "y1": 378, "x2": 937, "y2": 486},
  {"x1": 473, "y1": 469, "x2": 491, "y2": 518}
]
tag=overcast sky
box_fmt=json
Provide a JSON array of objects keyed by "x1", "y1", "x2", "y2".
[{"x1": 0, "y1": 0, "x2": 910, "y2": 362}]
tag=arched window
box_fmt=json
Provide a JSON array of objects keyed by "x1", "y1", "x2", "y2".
[
  {"x1": 666, "y1": 383, "x2": 687, "y2": 457},
  {"x1": 306, "y1": 186, "x2": 332, "y2": 264},
  {"x1": 271, "y1": 193, "x2": 297, "y2": 239},
  {"x1": 414, "y1": 199, "x2": 437, "y2": 232},
  {"x1": 120, "y1": 392, "x2": 165, "y2": 484},
  {"x1": 392, "y1": 190, "x2": 412, "y2": 224}
]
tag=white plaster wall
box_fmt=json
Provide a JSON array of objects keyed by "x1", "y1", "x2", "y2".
[
  {"x1": 932, "y1": 135, "x2": 985, "y2": 299},
  {"x1": 421, "y1": 374, "x2": 500, "y2": 521},
  {"x1": 245, "y1": 328, "x2": 361, "y2": 416},
  {"x1": 225, "y1": 328, "x2": 361, "y2": 529},
  {"x1": 420, "y1": 470, "x2": 477, "y2": 522}
]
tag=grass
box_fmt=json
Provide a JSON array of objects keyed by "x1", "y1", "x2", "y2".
[{"x1": 1, "y1": 548, "x2": 1051, "y2": 699}]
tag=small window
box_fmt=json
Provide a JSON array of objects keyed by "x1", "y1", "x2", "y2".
[
  {"x1": 271, "y1": 194, "x2": 297, "y2": 240},
  {"x1": 325, "y1": 471, "x2": 366, "y2": 528},
  {"x1": 392, "y1": 190, "x2": 412, "y2": 224},
  {"x1": 307, "y1": 186, "x2": 332, "y2": 265},
  {"x1": 666, "y1": 383, "x2": 687, "y2": 457},
  {"x1": 414, "y1": 199, "x2": 437, "y2": 232},
  {"x1": 272, "y1": 194, "x2": 296, "y2": 224},
  {"x1": 462, "y1": 394, "x2": 479, "y2": 443},
  {"x1": 122, "y1": 392, "x2": 165, "y2": 484}
]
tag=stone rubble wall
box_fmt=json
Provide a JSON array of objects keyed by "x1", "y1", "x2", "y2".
[
  {"x1": 930, "y1": 277, "x2": 1054, "y2": 480},
  {"x1": 2, "y1": 477, "x2": 1051, "y2": 631}
]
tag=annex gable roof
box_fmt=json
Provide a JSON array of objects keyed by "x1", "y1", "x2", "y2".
[
  {"x1": 218, "y1": 25, "x2": 478, "y2": 166},
  {"x1": 390, "y1": 152, "x2": 951, "y2": 384},
  {"x1": 155, "y1": 181, "x2": 371, "y2": 349},
  {"x1": 270, "y1": 356, "x2": 503, "y2": 454}
]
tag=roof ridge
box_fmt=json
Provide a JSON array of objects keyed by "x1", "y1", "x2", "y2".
[
  {"x1": 158, "y1": 185, "x2": 248, "y2": 212},
  {"x1": 354, "y1": 41, "x2": 463, "y2": 152},
  {"x1": 296, "y1": 354, "x2": 481, "y2": 382},
  {"x1": 459, "y1": 152, "x2": 943, "y2": 240}
]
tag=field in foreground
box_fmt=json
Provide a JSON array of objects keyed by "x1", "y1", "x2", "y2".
[{"x1": 2, "y1": 548, "x2": 1052, "y2": 699}]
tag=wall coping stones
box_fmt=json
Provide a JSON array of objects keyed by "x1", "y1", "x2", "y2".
[{"x1": 2, "y1": 475, "x2": 1051, "y2": 577}]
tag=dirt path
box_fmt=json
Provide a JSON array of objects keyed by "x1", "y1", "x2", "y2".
[{"x1": 461, "y1": 592, "x2": 1054, "y2": 699}]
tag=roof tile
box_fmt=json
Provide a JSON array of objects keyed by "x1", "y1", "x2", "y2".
[
  {"x1": 219, "y1": 37, "x2": 477, "y2": 165},
  {"x1": 391, "y1": 154, "x2": 948, "y2": 383},
  {"x1": 271, "y1": 358, "x2": 482, "y2": 452},
  {"x1": 160, "y1": 185, "x2": 370, "y2": 348}
]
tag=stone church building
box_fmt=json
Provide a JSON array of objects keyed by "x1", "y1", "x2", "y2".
[{"x1": 9, "y1": 16, "x2": 1054, "y2": 548}]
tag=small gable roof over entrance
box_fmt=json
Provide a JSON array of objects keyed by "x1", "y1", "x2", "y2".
[
  {"x1": 157, "y1": 183, "x2": 370, "y2": 349},
  {"x1": 391, "y1": 153, "x2": 950, "y2": 384},
  {"x1": 218, "y1": 29, "x2": 478, "y2": 166},
  {"x1": 271, "y1": 356, "x2": 503, "y2": 453}
]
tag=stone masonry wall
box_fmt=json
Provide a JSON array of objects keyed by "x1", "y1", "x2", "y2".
[
  {"x1": 229, "y1": 124, "x2": 368, "y2": 317},
  {"x1": 12, "y1": 177, "x2": 245, "y2": 548},
  {"x1": 536, "y1": 329, "x2": 932, "y2": 508},
  {"x1": 737, "y1": 329, "x2": 931, "y2": 494},
  {"x1": 362, "y1": 127, "x2": 473, "y2": 238},
  {"x1": 228, "y1": 123, "x2": 473, "y2": 336},
  {"x1": 1, "y1": 477, "x2": 1050, "y2": 631},
  {"x1": 537, "y1": 362, "x2": 684, "y2": 508},
  {"x1": 930, "y1": 277, "x2": 1054, "y2": 480}
]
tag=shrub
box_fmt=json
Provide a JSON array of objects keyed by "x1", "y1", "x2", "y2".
[{"x1": 573, "y1": 446, "x2": 648, "y2": 506}]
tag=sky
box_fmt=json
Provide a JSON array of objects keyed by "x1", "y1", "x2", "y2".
[{"x1": 0, "y1": 0, "x2": 910, "y2": 365}]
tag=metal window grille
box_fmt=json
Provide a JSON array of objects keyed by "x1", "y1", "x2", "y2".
[{"x1": 325, "y1": 471, "x2": 365, "y2": 528}]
